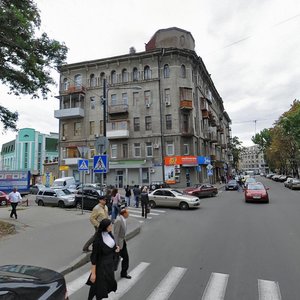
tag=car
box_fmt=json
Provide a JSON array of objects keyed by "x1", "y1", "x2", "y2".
[
  {"x1": 287, "y1": 178, "x2": 300, "y2": 190},
  {"x1": 148, "y1": 188, "x2": 201, "y2": 210},
  {"x1": 183, "y1": 184, "x2": 218, "y2": 198},
  {"x1": 278, "y1": 175, "x2": 293, "y2": 182},
  {"x1": 35, "y1": 188, "x2": 75, "y2": 208},
  {"x1": 284, "y1": 177, "x2": 294, "y2": 187},
  {"x1": 225, "y1": 180, "x2": 239, "y2": 190},
  {"x1": 29, "y1": 184, "x2": 45, "y2": 194},
  {"x1": 149, "y1": 181, "x2": 170, "y2": 191},
  {"x1": 0, "y1": 191, "x2": 8, "y2": 206},
  {"x1": 266, "y1": 173, "x2": 275, "y2": 179},
  {"x1": 74, "y1": 187, "x2": 102, "y2": 210},
  {"x1": 244, "y1": 177, "x2": 256, "y2": 187},
  {"x1": 271, "y1": 175, "x2": 281, "y2": 181},
  {"x1": 244, "y1": 182, "x2": 269, "y2": 203},
  {"x1": 0, "y1": 264, "x2": 68, "y2": 299}
]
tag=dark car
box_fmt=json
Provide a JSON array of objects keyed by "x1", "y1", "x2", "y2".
[
  {"x1": 183, "y1": 184, "x2": 218, "y2": 198},
  {"x1": 244, "y1": 182, "x2": 269, "y2": 203},
  {"x1": 225, "y1": 180, "x2": 239, "y2": 190},
  {"x1": 150, "y1": 181, "x2": 170, "y2": 191},
  {"x1": 75, "y1": 187, "x2": 101, "y2": 210},
  {"x1": 0, "y1": 264, "x2": 68, "y2": 300}
]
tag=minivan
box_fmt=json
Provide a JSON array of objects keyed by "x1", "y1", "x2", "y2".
[{"x1": 52, "y1": 177, "x2": 76, "y2": 190}]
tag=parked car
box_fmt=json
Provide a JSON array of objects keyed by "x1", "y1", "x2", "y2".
[
  {"x1": 284, "y1": 177, "x2": 294, "y2": 187},
  {"x1": 225, "y1": 180, "x2": 239, "y2": 190},
  {"x1": 266, "y1": 173, "x2": 275, "y2": 179},
  {"x1": 74, "y1": 187, "x2": 101, "y2": 210},
  {"x1": 148, "y1": 188, "x2": 200, "y2": 210},
  {"x1": 183, "y1": 184, "x2": 218, "y2": 198},
  {"x1": 35, "y1": 188, "x2": 75, "y2": 208},
  {"x1": 0, "y1": 264, "x2": 68, "y2": 299},
  {"x1": 278, "y1": 175, "x2": 293, "y2": 182},
  {"x1": 286, "y1": 178, "x2": 300, "y2": 190},
  {"x1": 29, "y1": 184, "x2": 45, "y2": 194},
  {"x1": 150, "y1": 181, "x2": 170, "y2": 191},
  {"x1": 244, "y1": 182, "x2": 269, "y2": 203},
  {"x1": 271, "y1": 175, "x2": 281, "y2": 181},
  {"x1": 0, "y1": 191, "x2": 8, "y2": 206}
]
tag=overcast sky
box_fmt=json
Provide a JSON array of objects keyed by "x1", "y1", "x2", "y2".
[{"x1": 1, "y1": 0, "x2": 300, "y2": 148}]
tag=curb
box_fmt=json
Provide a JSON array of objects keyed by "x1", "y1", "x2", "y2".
[{"x1": 58, "y1": 223, "x2": 142, "y2": 276}]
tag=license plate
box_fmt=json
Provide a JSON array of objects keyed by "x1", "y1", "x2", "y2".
[{"x1": 253, "y1": 195, "x2": 261, "y2": 199}]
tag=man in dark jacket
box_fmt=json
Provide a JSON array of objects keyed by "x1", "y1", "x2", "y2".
[
  {"x1": 133, "y1": 185, "x2": 141, "y2": 208},
  {"x1": 140, "y1": 186, "x2": 149, "y2": 218}
]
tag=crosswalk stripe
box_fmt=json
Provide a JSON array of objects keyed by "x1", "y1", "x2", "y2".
[
  {"x1": 67, "y1": 271, "x2": 90, "y2": 296},
  {"x1": 108, "y1": 262, "x2": 150, "y2": 299},
  {"x1": 258, "y1": 279, "x2": 282, "y2": 300},
  {"x1": 129, "y1": 213, "x2": 152, "y2": 219},
  {"x1": 202, "y1": 272, "x2": 229, "y2": 300},
  {"x1": 128, "y1": 207, "x2": 166, "y2": 213},
  {"x1": 146, "y1": 266, "x2": 187, "y2": 300}
]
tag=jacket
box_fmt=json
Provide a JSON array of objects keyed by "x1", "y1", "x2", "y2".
[
  {"x1": 89, "y1": 204, "x2": 109, "y2": 228},
  {"x1": 113, "y1": 215, "x2": 126, "y2": 250}
]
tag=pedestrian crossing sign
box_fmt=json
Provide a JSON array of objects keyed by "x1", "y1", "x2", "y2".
[
  {"x1": 78, "y1": 159, "x2": 89, "y2": 171},
  {"x1": 93, "y1": 155, "x2": 108, "y2": 173}
]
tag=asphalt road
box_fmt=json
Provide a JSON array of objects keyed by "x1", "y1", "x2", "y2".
[{"x1": 66, "y1": 177, "x2": 300, "y2": 299}]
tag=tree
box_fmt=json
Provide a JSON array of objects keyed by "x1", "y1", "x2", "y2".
[
  {"x1": 251, "y1": 128, "x2": 272, "y2": 154},
  {"x1": 228, "y1": 136, "x2": 245, "y2": 171},
  {"x1": 0, "y1": 0, "x2": 68, "y2": 131}
]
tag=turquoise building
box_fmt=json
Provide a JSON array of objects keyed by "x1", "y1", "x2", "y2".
[{"x1": 0, "y1": 128, "x2": 58, "y2": 176}]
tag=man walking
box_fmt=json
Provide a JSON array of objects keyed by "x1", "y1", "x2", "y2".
[
  {"x1": 124, "y1": 185, "x2": 131, "y2": 207},
  {"x1": 133, "y1": 185, "x2": 141, "y2": 208},
  {"x1": 8, "y1": 188, "x2": 22, "y2": 219},
  {"x1": 140, "y1": 186, "x2": 150, "y2": 219},
  {"x1": 114, "y1": 208, "x2": 131, "y2": 279},
  {"x1": 82, "y1": 195, "x2": 108, "y2": 252}
]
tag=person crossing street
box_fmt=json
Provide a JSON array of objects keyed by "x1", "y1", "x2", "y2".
[{"x1": 8, "y1": 188, "x2": 22, "y2": 219}]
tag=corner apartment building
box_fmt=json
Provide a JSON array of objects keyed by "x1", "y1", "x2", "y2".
[
  {"x1": 239, "y1": 145, "x2": 267, "y2": 174},
  {"x1": 0, "y1": 128, "x2": 59, "y2": 178},
  {"x1": 55, "y1": 27, "x2": 232, "y2": 188}
]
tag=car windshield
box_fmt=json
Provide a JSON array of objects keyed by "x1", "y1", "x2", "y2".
[
  {"x1": 171, "y1": 190, "x2": 183, "y2": 196},
  {"x1": 228, "y1": 180, "x2": 237, "y2": 184},
  {"x1": 248, "y1": 184, "x2": 264, "y2": 190},
  {"x1": 61, "y1": 189, "x2": 72, "y2": 195},
  {"x1": 55, "y1": 190, "x2": 67, "y2": 196}
]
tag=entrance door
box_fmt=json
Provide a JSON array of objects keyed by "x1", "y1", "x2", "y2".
[{"x1": 116, "y1": 171, "x2": 123, "y2": 188}]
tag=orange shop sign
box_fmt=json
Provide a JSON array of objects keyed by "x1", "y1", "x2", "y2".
[{"x1": 164, "y1": 156, "x2": 197, "y2": 166}]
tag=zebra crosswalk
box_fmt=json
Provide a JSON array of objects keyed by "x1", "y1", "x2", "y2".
[
  {"x1": 126, "y1": 207, "x2": 166, "y2": 222},
  {"x1": 67, "y1": 262, "x2": 282, "y2": 300}
]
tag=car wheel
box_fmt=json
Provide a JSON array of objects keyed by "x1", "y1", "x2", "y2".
[
  {"x1": 1, "y1": 200, "x2": 6, "y2": 206},
  {"x1": 179, "y1": 202, "x2": 189, "y2": 210},
  {"x1": 38, "y1": 200, "x2": 44, "y2": 206},
  {"x1": 76, "y1": 201, "x2": 82, "y2": 209},
  {"x1": 58, "y1": 201, "x2": 65, "y2": 208},
  {"x1": 149, "y1": 200, "x2": 156, "y2": 208}
]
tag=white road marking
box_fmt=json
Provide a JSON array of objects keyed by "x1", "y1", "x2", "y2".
[
  {"x1": 146, "y1": 266, "x2": 187, "y2": 300},
  {"x1": 108, "y1": 262, "x2": 150, "y2": 299},
  {"x1": 258, "y1": 279, "x2": 282, "y2": 300},
  {"x1": 128, "y1": 207, "x2": 166, "y2": 213},
  {"x1": 202, "y1": 272, "x2": 229, "y2": 300},
  {"x1": 67, "y1": 271, "x2": 90, "y2": 296},
  {"x1": 129, "y1": 213, "x2": 152, "y2": 219}
]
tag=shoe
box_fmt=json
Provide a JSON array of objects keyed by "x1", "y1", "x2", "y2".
[{"x1": 121, "y1": 274, "x2": 131, "y2": 279}]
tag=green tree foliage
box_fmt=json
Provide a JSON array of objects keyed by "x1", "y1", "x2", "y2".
[
  {"x1": 251, "y1": 128, "x2": 272, "y2": 153},
  {"x1": 0, "y1": 0, "x2": 68, "y2": 130},
  {"x1": 228, "y1": 136, "x2": 245, "y2": 171}
]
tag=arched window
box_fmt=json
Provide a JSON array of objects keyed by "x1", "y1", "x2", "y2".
[
  {"x1": 180, "y1": 65, "x2": 186, "y2": 78},
  {"x1": 163, "y1": 64, "x2": 170, "y2": 78},
  {"x1": 111, "y1": 70, "x2": 117, "y2": 84},
  {"x1": 63, "y1": 78, "x2": 69, "y2": 91},
  {"x1": 133, "y1": 67, "x2": 139, "y2": 81},
  {"x1": 74, "y1": 74, "x2": 82, "y2": 88},
  {"x1": 122, "y1": 69, "x2": 128, "y2": 82},
  {"x1": 144, "y1": 66, "x2": 151, "y2": 80},
  {"x1": 90, "y1": 74, "x2": 96, "y2": 87},
  {"x1": 100, "y1": 72, "x2": 105, "y2": 85}
]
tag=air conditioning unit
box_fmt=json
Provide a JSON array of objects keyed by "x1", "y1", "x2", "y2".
[
  {"x1": 165, "y1": 101, "x2": 171, "y2": 106},
  {"x1": 62, "y1": 136, "x2": 66, "y2": 141},
  {"x1": 150, "y1": 168, "x2": 155, "y2": 173},
  {"x1": 153, "y1": 143, "x2": 160, "y2": 149},
  {"x1": 146, "y1": 103, "x2": 151, "y2": 108}
]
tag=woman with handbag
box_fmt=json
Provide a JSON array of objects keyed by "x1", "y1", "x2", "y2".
[
  {"x1": 86, "y1": 218, "x2": 120, "y2": 300},
  {"x1": 111, "y1": 188, "x2": 122, "y2": 223},
  {"x1": 140, "y1": 186, "x2": 150, "y2": 219}
]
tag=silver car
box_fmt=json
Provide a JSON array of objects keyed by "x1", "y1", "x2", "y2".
[
  {"x1": 287, "y1": 178, "x2": 300, "y2": 190},
  {"x1": 148, "y1": 188, "x2": 201, "y2": 210},
  {"x1": 35, "y1": 188, "x2": 75, "y2": 208}
]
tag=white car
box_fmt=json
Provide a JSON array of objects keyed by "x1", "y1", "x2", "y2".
[{"x1": 148, "y1": 188, "x2": 201, "y2": 210}]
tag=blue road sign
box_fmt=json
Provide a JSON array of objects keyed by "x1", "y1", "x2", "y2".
[
  {"x1": 78, "y1": 159, "x2": 89, "y2": 171},
  {"x1": 207, "y1": 169, "x2": 213, "y2": 176},
  {"x1": 93, "y1": 155, "x2": 108, "y2": 173}
]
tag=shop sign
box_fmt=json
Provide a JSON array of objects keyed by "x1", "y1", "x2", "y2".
[
  {"x1": 165, "y1": 156, "x2": 197, "y2": 166},
  {"x1": 198, "y1": 156, "x2": 211, "y2": 165}
]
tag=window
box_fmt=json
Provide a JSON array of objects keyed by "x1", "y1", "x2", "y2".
[
  {"x1": 111, "y1": 94, "x2": 117, "y2": 105},
  {"x1": 144, "y1": 90, "x2": 151, "y2": 105},
  {"x1": 90, "y1": 97, "x2": 96, "y2": 109},
  {"x1": 111, "y1": 70, "x2": 117, "y2": 84},
  {"x1": 100, "y1": 72, "x2": 105, "y2": 84},
  {"x1": 74, "y1": 74, "x2": 82, "y2": 88},
  {"x1": 74, "y1": 122, "x2": 81, "y2": 136},
  {"x1": 24, "y1": 142, "x2": 28, "y2": 169},
  {"x1": 90, "y1": 74, "x2": 96, "y2": 87},
  {"x1": 133, "y1": 67, "x2": 139, "y2": 81},
  {"x1": 166, "y1": 142, "x2": 175, "y2": 156},
  {"x1": 111, "y1": 144, "x2": 117, "y2": 158},
  {"x1": 146, "y1": 142, "x2": 153, "y2": 157},
  {"x1": 165, "y1": 89, "x2": 170, "y2": 104},
  {"x1": 133, "y1": 143, "x2": 141, "y2": 157},
  {"x1": 63, "y1": 78, "x2": 69, "y2": 91},
  {"x1": 163, "y1": 64, "x2": 170, "y2": 78},
  {"x1": 166, "y1": 114, "x2": 172, "y2": 130},
  {"x1": 145, "y1": 116, "x2": 152, "y2": 130},
  {"x1": 183, "y1": 114, "x2": 189, "y2": 132},
  {"x1": 180, "y1": 87, "x2": 192, "y2": 100},
  {"x1": 133, "y1": 92, "x2": 139, "y2": 106},
  {"x1": 122, "y1": 93, "x2": 128, "y2": 105},
  {"x1": 122, "y1": 69, "x2": 128, "y2": 82},
  {"x1": 122, "y1": 144, "x2": 128, "y2": 158},
  {"x1": 180, "y1": 65, "x2": 186, "y2": 78},
  {"x1": 90, "y1": 121, "x2": 95, "y2": 135},
  {"x1": 62, "y1": 123, "x2": 68, "y2": 136},
  {"x1": 144, "y1": 66, "x2": 151, "y2": 80},
  {"x1": 134, "y1": 117, "x2": 140, "y2": 131},
  {"x1": 183, "y1": 144, "x2": 189, "y2": 155}
]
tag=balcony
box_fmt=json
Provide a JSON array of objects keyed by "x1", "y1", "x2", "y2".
[
  {"x1": 180, "y1": 100, "x2": 193, "y2": 110},
  {"x1": 200, "y1": 98, "x2": 209, "y2": 111},
  {"x1": 202, "y1": 110, "x2": 209, "y2": 119},
  {"x1": 181, "y1": 129, "x2": 194, "y2": 137},
  {"x1": 54, "y1": 107, "x2": 85, "y2": 120},
  {"x1": 209, "y1": 132, "x2": 218, "y2": 143},
  {"x1": 61, "y1": 85, "x2": 86, "y2": 95},
  {"x1": 107, "y1": 121, "x2": 130, "y2": 139},
  {"x1": 108, "y1": 104, "x2": 129, "y2": 118},
  {"x1": 217, "y1": 126, "x2": 224, "y2": 133}
]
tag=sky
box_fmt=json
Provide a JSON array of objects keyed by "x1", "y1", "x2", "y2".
[{"x1": 1, "y1": 0, "x2": 300, "y2": 148}]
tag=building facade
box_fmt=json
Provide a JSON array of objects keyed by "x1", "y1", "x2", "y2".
[
  {"x1": 239, "y1": 145, "x2": 267, "y2": 174},
  {"x1": 0, "y1": 128, "x2": 59, "y2": 178},
  {"x1": 55, "y1": 27, "x2": 232, "y2": 188}
]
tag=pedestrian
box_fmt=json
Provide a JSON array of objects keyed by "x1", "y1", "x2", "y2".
[
  {"x1": 133, "y1": 185, "x2": 141, "y2": 208},
  {"x1": 105, "y1": 189, "x2": 112, "y2": 216},
  {"x1": 113, "y1": 208, "x2": 131, "y2": 279},
  {"x1": 8, "y1": 188, "x2": 22, "y2": 219},
  {"x1": 124, "y1": 185, "x2": 131, "y2": 207},
  {"x1": 140, "y1": 186, "x2": 150, "y2": 219},
  {"x1": 111, "y1": 188, "x2": 122, "y2": 223},
  {"x1": 82, "y1": 195, "x2": 109, "y2": 252},
  {"x1": 86, "y1": 218, "x2": 120, "y2": 300}
]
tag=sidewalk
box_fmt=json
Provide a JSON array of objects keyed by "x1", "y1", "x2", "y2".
[{"x1": 0, "y1": 204, "x2": 141, "y2": 276}]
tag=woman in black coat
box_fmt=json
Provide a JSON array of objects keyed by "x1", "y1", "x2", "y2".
[{"x1": 87, "y1": 218, "x2": 120, "y2": 300}]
